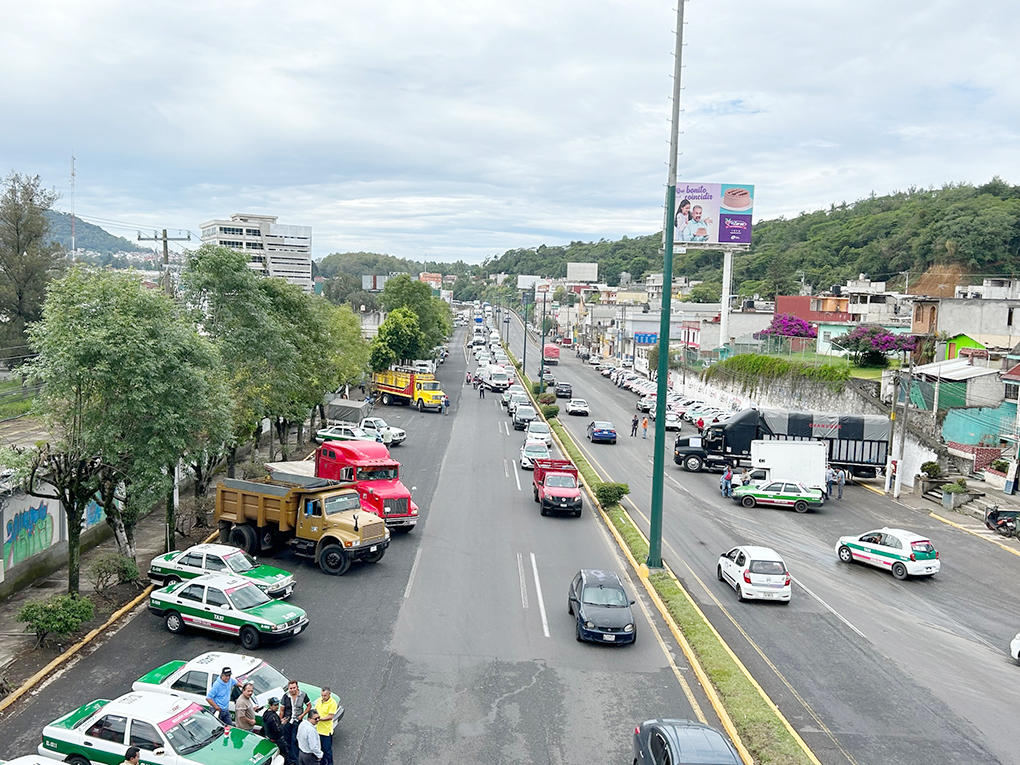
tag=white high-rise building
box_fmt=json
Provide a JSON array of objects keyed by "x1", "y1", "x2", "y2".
[{"x1": 200, "y1": 213, "x2": 312, "y2": 291}]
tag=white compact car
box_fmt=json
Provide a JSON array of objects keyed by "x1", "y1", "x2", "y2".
[
  {"x1": 565, "y1": 398, "x2": 590, "y2": 416},
  {"x1": 717, "y1": 545, "x2": 792, "y2": 603},
  {"x1": 519, "y1": 441, "x2": 551, "y2": 470},
  {"x1": 525, "y1": 420, "x2": 553, "y2": 447},
  {"x1": 835, "y1": 528, "x2": 940, "y2": 580}
]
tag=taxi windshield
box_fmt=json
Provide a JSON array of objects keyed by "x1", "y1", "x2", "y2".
[
  {"x1": 524, "y1": 444, "x2": 548, "y2": 455},
  {"x1": 324, "y1": 492, "x2": 362, "y2": 515},
  {"x1": 225, "y1": 551, "x2": 257, "y2": 573},
  {"x1": 357, "y1": 466, "x2": 398, "y2": 481},
  {"x1": 545, "y1": 475, "x2": 576, "y2": 488},
  {"x1": 239, "y1": 662, "x2": 288, "y2": 695},
  {"x1": 529, "y1": 423, "x2": 550, "y2": 433},
  {"x1": 163, "y1": 706, "x2": 222, "y2": 755},
  {"x1": 227, "y1": 583, "x2": 272, "y2": 610},
  {"x1": 421, "y1": 382, "x2": 441, "y2": 391}
]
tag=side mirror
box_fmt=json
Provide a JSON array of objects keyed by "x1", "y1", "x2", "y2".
[
  {"x1": 630, "y1": 600, "x2": 636, "y2": 605},
  {"x1": 154, "y1": 748, "x2": 167, "y2": 756},
  {"x1": 411, "y1": 486, "x2": 417, "y2": 493}
]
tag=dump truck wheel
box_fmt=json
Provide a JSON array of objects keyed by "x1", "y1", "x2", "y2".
[
  {"x1": 319, "y1": 544, "x2": 352, "y2": 576},
  {"x1": 229, "y1": 524, "x2": 258, "y2": 556},
  {"x1": 382, "y1": 393, "x2": 392, "y2": 406}
]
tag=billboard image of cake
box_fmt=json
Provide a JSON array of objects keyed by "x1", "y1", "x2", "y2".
[{"x1": 674, "y1": 183, "x2": 754, "y2": 245}]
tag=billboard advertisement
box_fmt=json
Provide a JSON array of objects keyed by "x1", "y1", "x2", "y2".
[
  {"x1": 566, "y1": 262, "x2": 599, "y2": 283},
  {"x1": 673, "y1": 183, "x2": 754, "y2": 245},
  {"x1": 517, "y1": 275, "x2": 540, "y2": 290}
]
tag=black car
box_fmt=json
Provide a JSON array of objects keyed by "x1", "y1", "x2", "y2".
[
  {"x1": 555, "y1": 382, "x2": 573, "y2": 398},
  {"x1": 567, "y1": 569, "x2": 636, "y2": 645},
  {"x1": 633, "y1": 719, "x2": 740, "y2": 765}
]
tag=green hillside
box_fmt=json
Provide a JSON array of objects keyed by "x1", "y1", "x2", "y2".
[{"x1": 44, "y1": 210, "x2": 151, "y2": 256}]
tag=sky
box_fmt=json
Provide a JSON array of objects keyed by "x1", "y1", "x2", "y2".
[{"x1": 2, "y1": 0, "x2": 1018, "y2": 264}]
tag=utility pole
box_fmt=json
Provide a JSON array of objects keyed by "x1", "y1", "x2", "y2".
[
  {"x1": 894, "y1": 360, "x2": 913, "y2": 498},
  {"x1": 539, "y1": 289, "x2": 548, "y2": 388},
  {"x1": 139, "y1": 229, "x2": 191, "y2": 296},
  {"x1": 522, "y1": 292, "x2": 530, "y2": 379},
  {"x1": 885, "y1": 371, "x2": 899, "y2": 494},
  {"x1": 647, "y1": 0, "x2": 686, "y2": 570}
]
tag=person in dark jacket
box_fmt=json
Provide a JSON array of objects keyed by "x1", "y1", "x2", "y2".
[{"x1": 262, "y1": 698, "x2": 286, "y2": 754}]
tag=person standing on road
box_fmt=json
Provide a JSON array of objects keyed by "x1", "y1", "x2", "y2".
[
  {"x1": 478, "y1": 383, "x2": 485, "y2": 398},
  {"x1": 836, "y1": 468, "x2": 846, "y2": 500},
  {"x1": 206, "y1": 667, "x2": 237, "y2": 726},
  {"x1": 696, "y1": 417, "x2": 704, "y2": 433},
  {"x1": 641, "y1": 416, "x2": 649, "y2": 439},
  {"x1": 824, "y1": 464, "x2": 835, "y2": 498},
  {"x1": 721, "y1": 465, "x2": 734, "y2": 498},
  {"x1": 441, "y1": 395, "x2": 449, "y2": 415},
  {"x1": 297, "y1": 709, "x2": 323, "y2": 765},
  {"x1": 631, "y1": 414, "x2": 639, "y2": 437},
  {"x1": 262, "y1": 698, "x2": 286, "y2": 754},
  {"x1": 313, "y1": 688, "x2": 340, "y2": 765},
  {"x1": 122, "y1": 748, "x2": 141, "y2": 765},
  {"x1": 282, "y1": 679, "x2": 311, "y2": 765},
  {"x1": 235, "y1": 682, "x2": 257, "y2": 731}
]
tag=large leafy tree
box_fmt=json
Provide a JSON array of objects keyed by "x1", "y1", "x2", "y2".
[
  {"x1": 0, "y1": 172, "x2": 66, "y2": 365},
  {"x1": 379, "y1": 274, "x2": 452, "y2": 350},
  {"x1": 371, "y1": 308, "x2": 427, "y2": 370}
]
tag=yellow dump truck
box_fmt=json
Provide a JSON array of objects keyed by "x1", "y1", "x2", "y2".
[
  {"x1": 372, "y1": 367, "x2": 446, "y2": 412},
  {"x1": 215, "y1": 474, "x2": 390, "y2": 576}
]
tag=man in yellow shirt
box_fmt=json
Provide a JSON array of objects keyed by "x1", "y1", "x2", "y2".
[{"x1": 313, "y1": 687, "x2": 341, "y2": 765}]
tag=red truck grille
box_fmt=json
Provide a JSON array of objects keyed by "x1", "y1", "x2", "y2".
[{"x1": 383, "y1": 497, "x2": 409, "y2": 516}]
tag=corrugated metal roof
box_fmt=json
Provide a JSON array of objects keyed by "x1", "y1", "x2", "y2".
[{"x1": 913, "y1": 358, "x2": 1000, "y2": 381}]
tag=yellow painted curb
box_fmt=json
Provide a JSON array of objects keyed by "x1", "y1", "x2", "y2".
[
  {"x1": 928, "y1": 511, "x2": 1020, "y2": 557},
  {"x1": 0, "y1": 530, "x2": 219, "y2": 714}
]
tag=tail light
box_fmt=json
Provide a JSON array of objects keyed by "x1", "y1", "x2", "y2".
[
  {"x1": 784, "y1": 573, "x2": 791, "y2": 586},
  {"x1": 634, "y1": 726, "x2": 641, "y2": 735},
  {"x1": 743, "y1": 570, "x2": 752, "y2": 584},
  {"x1": 936, "y1": 551, "x2": 939, "y2": 559},
  {"x1": 909, "y1": 553, "x2": 916, "y2": 561}
]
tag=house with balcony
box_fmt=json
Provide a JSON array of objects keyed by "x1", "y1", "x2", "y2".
[{"x1": 774, "y1": 295, "x2": 852, "y2": 324}]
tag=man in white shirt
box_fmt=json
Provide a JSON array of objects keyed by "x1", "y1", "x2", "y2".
[{"x1": 297, "y1": 709, "x2": 322, "y2": 765}]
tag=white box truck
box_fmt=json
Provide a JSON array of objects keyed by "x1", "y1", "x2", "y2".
[{"x1": 747, "y1": 440, "x2": 827, "y2": 491}]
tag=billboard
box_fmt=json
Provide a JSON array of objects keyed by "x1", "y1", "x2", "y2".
[
  {"x1": 566, "y1": 262, "x2": 599, "y2": 282},
  {"x1": 517, "y1": 275, "x2": 540, "y2": 290},
  {"x1": 673, "y1": 183, "x2": 754, "y2": 245}
]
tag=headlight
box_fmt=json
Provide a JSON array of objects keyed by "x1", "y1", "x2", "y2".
[
  {"x1": 624, "y1": 624, "x2": 634, "y2": 633},
  {"x1": 585, "y1": 621, "x2": 595, "y2": 629}
]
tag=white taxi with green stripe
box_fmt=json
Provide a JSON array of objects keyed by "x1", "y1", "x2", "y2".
[
  {"x1": 836, "y1": 528, "x2": 940, "y2": 580},
  {"x1": 37, "y1": 692, "x2": 282, "y2": 765},
  {"x1": 148, "y1": 574, "x2": 308, "y2": 651},
  {"x1": 148, "y1": 544, "x2": 296, "y2": 599},
  {"x1": 731, "y1": 481, "x2": 825, "y2": 513}
]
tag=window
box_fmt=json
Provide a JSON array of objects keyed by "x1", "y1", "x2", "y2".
[
  {"x1": 1010, "y1": 307, "x2": 1015, "y2": 327},
  {"x1": 129, "y1": 720, "x2": 164, "y2": 751},
  {"x1": 915, "y1": 305, "x2": 922, "y2": 321},
  {"x1": 180, "y1": 552, "x2": 204, "y2": 568},
  {"x1": 650, "y1": 730, "x2": 673, "y2": 765},
  {"x1": 220, "y1": 226, "x2": 244, "y2": 235},
  {"x1": 783, "y1": 483, "x2": 801, "y2": 494},
  {"x1": 171, "y1": 670, "x2": 210, "y2": 695},
  {"x1": 179, "y1": 584, "x2": 204, "y2": 603},
  {"x1": 205, "y1": 588, "x2": 229, "y2": 608},
  {"x1": 86, "y1": 714, "x2": 127, "y2": 743},
  {"x1": 205, "y1": 555, "x2": 227, "y2": 572},
  {"x1": 245, "y1": 228, "x2": 261, "y2": 236},
  {"x1": 929, "y1": 306, "x2": 936, "y2": 325}
]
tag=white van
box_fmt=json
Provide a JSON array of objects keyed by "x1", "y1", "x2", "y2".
[
  {"x1": 411, "y1": 359, "x2": 436, "y2": 374},
  {"x1": 479, "y1": 364, "x2": 511, "y2": 392}
]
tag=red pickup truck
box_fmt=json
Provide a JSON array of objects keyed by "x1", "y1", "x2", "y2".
[{"x1": 532, "y1": 458, "x2": 582, "y2": 517}]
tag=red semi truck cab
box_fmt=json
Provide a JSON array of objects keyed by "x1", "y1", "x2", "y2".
[
  {"x1": 532, "y1": 458, "x2": 582, "y2": 517},
  {"x1": 316, "y1": 441, "x2": 419, "y2": 532}
]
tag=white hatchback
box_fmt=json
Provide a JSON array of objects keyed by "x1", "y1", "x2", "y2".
[
  {"x1": 717, "y1": 545, "x2": 792, "y2": 603},
  {"x1": 525, "y1": 420, "x2": 553, "y2": 447}
]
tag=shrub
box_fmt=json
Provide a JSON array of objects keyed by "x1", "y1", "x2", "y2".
[
  {"x1": 17, "y1": 594, "x2": 95, "y2": 648},
  {"x1": 540, "y1": 405, "x2": 559, "y2": 420},
  {"x1": 942, "y1": 480, "x2": 969, "y2": 494},
  {"x1": 538, "y1": 392, "x2": 557, "y2": 405},
  {"x1": 531, "y1": 382, "x2": 545, "y2": 395},
  {"x1": 920, "y1": 461, "x2": 942, "y2": 478},
  {"x1": 595, "y1": 482, "x2": 630, "y2": 507},
  {"x1": 991, "y1": 459, "x2": 1009, "y2": 473},
  {"x1": 87, "y1": 553, "x2": 140, "y2": 592}
]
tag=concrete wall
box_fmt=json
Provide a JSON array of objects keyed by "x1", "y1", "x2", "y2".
[{"x1": 937, "y1": 299, "x2": 1020, "y2": 348}]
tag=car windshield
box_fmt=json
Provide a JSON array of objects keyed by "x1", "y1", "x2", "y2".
[
  {"x1": 593, "y1": 422, "x2": 613, "y2": 430},
  {"x1": 517, "y1": 407, "x2": 536, "y2": 418},
  {"x1": 749, "y1": 560, "x2": 786, "y2": 575},
  {"x1": 492, "y1": 373, "x2": 508, "y2": 382},
  {"x1": 350, "y1": 428, "x2": 369, "y2": 438},
  {"x1": 224, "y1": 551, "x2": 258, "y2": 573},
  {"x1": 421, "y1": 382, "x2": 441, "y2": 391},
  {"x1": 163, "y1": 705, "x2": 222, "y2": 755},
  {"x1": 357, "y1": 466, "x2": 399, "y2": 481},
  {"x1": 529, "y1": 423, "x2": 550, "y2": 433},
  {"x1": 581, "y1": 585, "x2": 629, "y2": 607},
  {"x1": 546, "y1": 475, "x2": 576, "y2": 488},
  {"x1": 572, "y1": 400, "x2": 587, "y2": 407},
  {"x1": 323, "y1": 492, "x2": 362, "y2": 515},
  {"x1": 238, "y1": 662, "x2": 288, "y2": 695},
  {"x1": 227, "y1": 583, "x2": 272, "y2": 610},
  {"x1": 524, "y1": 445, "x2": 548, "y2": 456}
]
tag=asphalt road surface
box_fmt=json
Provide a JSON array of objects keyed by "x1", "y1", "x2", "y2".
[
  {"x1": 508, "y1": 316, "x2": 1020, "y2": 765},
  {"x1": 0, "y1": 327, "x2": 713, "y2": 765}
]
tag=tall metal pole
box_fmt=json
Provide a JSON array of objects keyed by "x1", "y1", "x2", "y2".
[
  {"x1": 539, "y1": 290, "x2": 547, "y2": 388},
  {"x1": 522, "y1": 293, "x2": 528, "y2": 380},
  {"x1": 648, "y1": 0, "x2": 686, "y2": 570},
  {"x1": 894, "y1": 359, "x2": 913, "y2": 499}
]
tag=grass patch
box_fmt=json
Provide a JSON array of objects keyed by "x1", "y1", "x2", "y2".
[
  {"x1": 556, "y1": 421, "x2": 816, "y2": 765},
  {"x1": 849, "y1": 366, "x2": 887, "y2": 380}
]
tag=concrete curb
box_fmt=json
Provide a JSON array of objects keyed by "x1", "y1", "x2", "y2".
[{"x1": 0, "y1": 530, "x2": 219, "y2": 715}]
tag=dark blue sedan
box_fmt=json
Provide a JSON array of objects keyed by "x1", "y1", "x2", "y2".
[
  {"x1": 586, "y1": 421, "x2": 617, "y2": 444},
  {"x1": 567, "y1": 569, "x2": 636, "y2": 645}
]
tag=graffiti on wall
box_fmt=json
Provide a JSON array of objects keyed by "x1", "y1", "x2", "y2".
[
  {"x1": 4, "y1": 499, "x2": 55, "y2": 570},
  {"x1": 84, "y1": 499, "x2": 105, "y2": 529}
]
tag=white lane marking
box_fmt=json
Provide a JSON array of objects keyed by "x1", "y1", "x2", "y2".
[
  {"x1": 530, "y1": 552, "x2": 550, "y2": 637},
  {"x1": 403, "y1": 545, "x2": 424, "y2": 599},
  {"x1": 504, "y1": 421, "x2": 511, "y2": 437},
  {"x1": 791, "y1": 575, "x2": 867, "y2": 639},
  {"x1": 514, "y1": 462, "x2": 522, "y2": 491},
  {"x1": 504, "y1": 458, "x2": 509, "y2": 478},
  {"x1": 517, "y1": 553, "x2": 529, "y2": 609}
]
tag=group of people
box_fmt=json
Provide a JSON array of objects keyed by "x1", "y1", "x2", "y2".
[
  {"x1": 204, "y1": 666, "x2": 342, "y2": 765},
  {"x1": 825, "y1": 464, "x2": 847, "y2": 500},
  {"x1": 629, "y1": 414, "x2": 649, "y2": 439},
  {"x1": 719, "y1": 465, "x2": 751, "y2": 498},
  {"x1": 674, "y1": 198, "x2": 713, "y2": 243}
]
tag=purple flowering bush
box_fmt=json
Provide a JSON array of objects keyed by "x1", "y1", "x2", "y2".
[
  {"x1": 756, "y1": 313, "x2": 817, "y2": 339},
  {"x1": 840, "y1": 324, "x2": 916, "y2": 367}
]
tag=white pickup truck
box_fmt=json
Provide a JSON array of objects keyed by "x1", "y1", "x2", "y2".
[{"x1": 360, "y1": 416, "x2": 407, "y2": 446}]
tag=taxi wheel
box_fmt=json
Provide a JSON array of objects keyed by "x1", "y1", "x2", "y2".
[
  {"x1": 164, "y1": 575, "x2": 181, "y2": 586},
  {"x1": 319, "y1": 544, "x2": 352, "y2": 576},
  {"x1": 838, "y1": 545, "x2": 854, "y2": 563},
  {"x1": 67, "y1": 756, "x2": 90, "y2": 765},
  {"x1": 735, "y1": 585, "x2": 746, "y2": 602},
  {"x1": 165, "y1": 611, "x2": 185, "y2": 634},
  {"x1": 240, "y1": 626, "x2": 261, "y2": 651},
  {"x1": 363, "y1": 548, "x2": 385, "y2": 564},
  {"x1": 717, "y1": 565, "x2": 724, "y2": 581},
  {"x1": 794, "y1": 500, "x2": 809, "y2": 514},
  {"x1": 741, "y1": 496, "x2": 756, "y2": 508},
  {"x1": 891, "y1": 562, "x2": 908, "y2": 580}
]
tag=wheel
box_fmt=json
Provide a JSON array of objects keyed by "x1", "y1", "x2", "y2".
[
  {"x1": 568, "y1": 601, "x2": 574, "y2": 615},
  {"x1": 574, "y1": 508, "x2": 582, "y2": 518},
  {"x1": 794, "y1": 500, "x2": 809, "y2": 514},
  {"x1": 417, "y1": 399, "x2": 424, "y2": 412},
  {"x1": 683, "y1": 455, "x2": 703, "y2": 472},
  {"x1": 611, "y1": 439, "x2": 617, "y2": 444},
  {"x1": 533, "y1": 488, "x2": 539, "y2": 503},
  {"x1": 240, "y1": 626, "x2": 261, "y2": 650},
  {"x1": 837, "y1": 545, "x2": 854, "y2": 564},
  {"x1": 165, "y1": 611, "x2": 185, "y2": 634},
  {"x1": 540, "y1": 505, "x2": 548, "y2": 517},
  {"x1": 382, "y1": 393, "x2": 392, "y2": 406},
  {"x1": 891, "y1": 562, "x2": 908, "y2": 580},
  {"x1": 363, "y1": 548, "x2": 385, "y2": 564},
  {"x1": 163, "y1": 575, "x2": 181, "y2": 586},
  {"x1": 319, "y1": 544, "x2": 352, "y2": 576},
  {"x1": 735, "y1": 585, "x2": 745, "y2": 602},
  {"x1": 229, "y1": 524, "x2": 259, "y2": 555},
  {"x1": 66, "y1": 756, "x2": 91, "y2": 765},
  {"x1": 741, "y1": 496, "x2": 756, "y2": 508},
  {"x1": 717, "y1": 565, "x2": 724, "y2": 582},
  {"x1": 576, "y1": 621, "x2": 583, "y2": 642}
]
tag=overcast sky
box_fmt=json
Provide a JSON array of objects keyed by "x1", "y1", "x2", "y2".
[{"x1": 2, "y1": 1, "x2": 1017, "y2": 264}]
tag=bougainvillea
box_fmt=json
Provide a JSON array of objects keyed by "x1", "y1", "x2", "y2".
[
  {"x1": 838, "y1": 324, "x2": 916, "y2": 366},
  {"x1": 756, "y1": 313, "x2": 817, "y2": 338}
]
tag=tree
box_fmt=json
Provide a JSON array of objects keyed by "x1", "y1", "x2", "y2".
[
  {"x1": 0, "y1": 172, "x2": 65, "y2": 366},
  {"x1": 838, "y1": 325, "x2": 916, "y2": 367},
  {"x1": 682, "y1": 283, "x2": 721, "y2": 303},
  {"x1": 371, "y1": 308, "x2": 427, "y2": 369},
  {"x1": 379, "y1": 274, "x2": 452, "y2": 350},
  {"x1": 758, "y1": 313, "x2": 817, "y2": 338}
]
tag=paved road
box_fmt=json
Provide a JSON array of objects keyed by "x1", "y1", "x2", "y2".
[
  {"x1": 508, "y1": 317, "x2": 1020, "y2": 765},
  {"x1": 0, "y1": 327, "x2": 711, "y2": 765}
]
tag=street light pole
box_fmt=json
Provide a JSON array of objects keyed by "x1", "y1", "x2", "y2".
[
  {"x1": 539, "y1": 290, "x2": 548, "y2": 389},
  {"x1": 647, "y1": 0, "x2": 686, "y2": 570}
]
